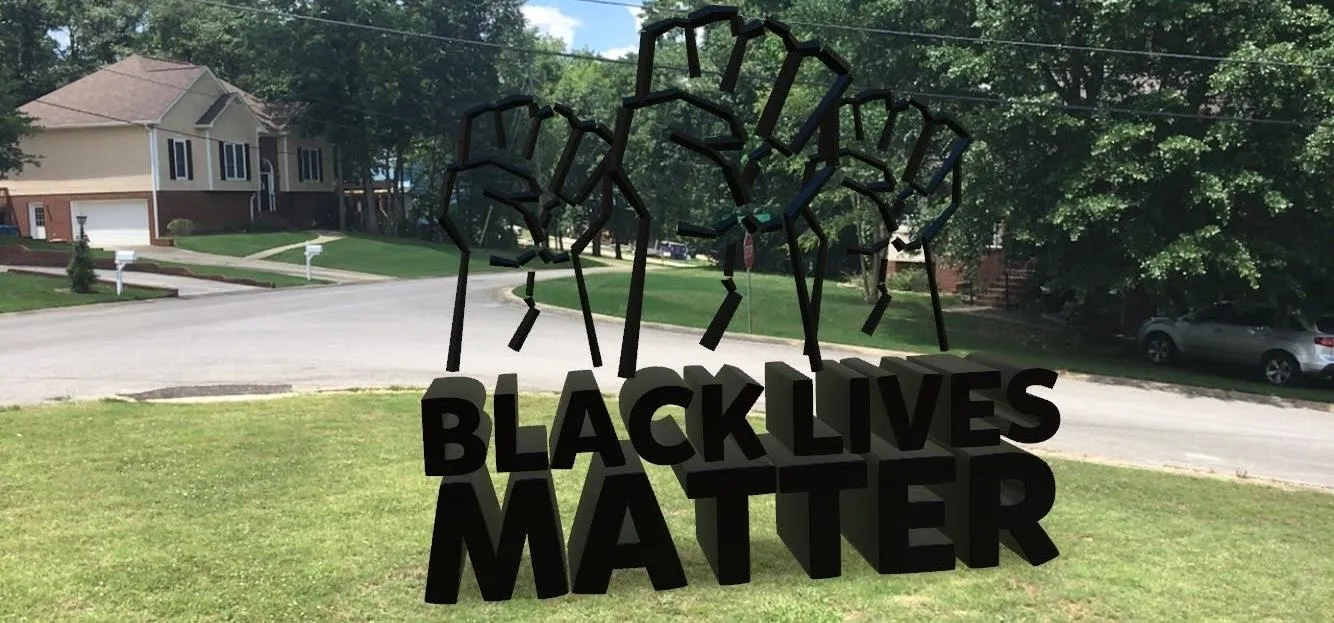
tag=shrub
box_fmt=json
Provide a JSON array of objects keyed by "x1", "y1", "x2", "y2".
[
  {"x1": 66, "y1": 236, "x2": 97, "y2": 294},
  {"x1": 166, "y1": 218, "x2": 195, "y2": 237},
  {"x1": 887, "y1": 264, "x2": 930, "y2": 292}
]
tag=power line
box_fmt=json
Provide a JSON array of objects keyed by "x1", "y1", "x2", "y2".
[
  {"x1": 572, "y1": 0, "x2": 1334, "y2": 71},
  {"x1": 32, "y1": 97, "x2": 312, "y2": 158},
  {"x1": 190, "y1": 0, "x2": 1314, "y2": 128}
]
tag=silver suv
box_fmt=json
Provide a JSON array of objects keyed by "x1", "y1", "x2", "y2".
[{"x1": 1137, "y1": 302, "x2": 1334, "y2": 387}]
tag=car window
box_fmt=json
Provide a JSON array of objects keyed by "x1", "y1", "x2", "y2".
[
  {"x1": 1194, "y1": 303, "x2": 1235, "y2": 324},
  {"x1": 1317, "y1": 316, "x2": 1334, "y2": 334},
  {"x1": 1234, "y1": 307, "x2": 1276, "y2": 327}
]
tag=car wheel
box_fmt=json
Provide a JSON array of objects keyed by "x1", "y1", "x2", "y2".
[
  {"x1": 1143, "y1": 332, "x2": 1177, "y2": 365},
  {"x1": 1262, "y1": 352, "x2": 1300, "y2": 387}
]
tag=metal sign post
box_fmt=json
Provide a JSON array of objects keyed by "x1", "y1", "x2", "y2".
[{"x1": 743, "y1": 231, "x2": 755, "y2": 333}]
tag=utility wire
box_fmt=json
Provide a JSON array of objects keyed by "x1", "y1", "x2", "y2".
[
  {"x1": 32, "y1": 97, "x2": 315, "y2": 158},
  {"x1": 191, "y1": 0, "x2": 1318, "y2": 128},
  {"x1": 572, "y1": 0, "x2": 1334, "y2": 72}
]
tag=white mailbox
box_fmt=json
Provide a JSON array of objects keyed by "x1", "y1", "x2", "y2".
[
  {"x1": 112, "y1": 250, "x2": 137, "y2": 296},
  {"x1": 302, "y1": 244, "x2": 323, "y2": 281}
]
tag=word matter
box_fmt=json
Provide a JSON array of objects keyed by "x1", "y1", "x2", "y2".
[{"x1": 420, "y1": 352, "x2": 1061, "y2": 604}]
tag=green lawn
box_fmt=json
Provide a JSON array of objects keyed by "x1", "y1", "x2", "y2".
[
  {"x1": 0, "y1": 392, "x2": 1329, "y2": 621},
  {"x1": 266, "y1": 232, "x2": 605, "y2": 278},
  {"x1": 173, "y1": 231, "x2": 318, "y2": 257},
  {"x1": 526, "y1": 269, "x2": 1334, "y2": 404},
  {"x1": 0, "y1": 271, "x2": 170, "y2": 313}
]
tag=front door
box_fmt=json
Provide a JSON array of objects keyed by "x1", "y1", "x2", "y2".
[
  {"x1": 260, "y1": 159, "x2": 275, "y2": 212},
  {"x1": 28, "y1": 203, "x2": 46, "y2": 240}
]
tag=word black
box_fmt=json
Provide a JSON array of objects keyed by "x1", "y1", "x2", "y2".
[{"x1": 420, "y1": 352, "x2": 1061, "y2": 604}]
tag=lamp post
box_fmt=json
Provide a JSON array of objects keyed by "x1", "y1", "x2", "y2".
[{"x1": 75, "y1": 215, "x2": 87, "y2": 241}]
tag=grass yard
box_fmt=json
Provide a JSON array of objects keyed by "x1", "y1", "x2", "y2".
[
  {"x1": 266, "y1": 232, "x2": 605, "y2": 278},
  {"x1": 0, "y1": 271, "x2": 171, "y2": 313},
  {"x1": 0, "y1": 392, "x2": 1329, "y2": 621},
  {"x1": 525, "y1": 269, "x2": 1334, "y2": 404},
  {"x1": 172, "y1": 231, "x2": 318, "y2": 257}
]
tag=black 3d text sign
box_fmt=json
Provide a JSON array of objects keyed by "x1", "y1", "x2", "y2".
[{"x1": 420, "y1": 352, "x2": 1062, "y2": 604}]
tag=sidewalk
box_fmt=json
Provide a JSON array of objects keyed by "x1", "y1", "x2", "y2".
[
  {"x1": 245, "y1": 233, "x2": 346, "y2": 260},
  {"x1": 131, "y1": 246, "x2": 390, "y2": 284}
]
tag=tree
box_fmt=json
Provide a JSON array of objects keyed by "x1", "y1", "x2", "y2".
[
  {"x1": 66, "y1": 229, "x2": 97, "y2": 294},
  {"x1": 0, "y1": 69, "x2": 39, "y2": 179}
]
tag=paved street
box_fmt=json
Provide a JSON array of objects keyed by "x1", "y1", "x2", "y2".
[{"x1": 2, "y1": 268, "x2": 1331, "y2": 489}]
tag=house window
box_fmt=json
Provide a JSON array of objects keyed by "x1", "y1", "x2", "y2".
[
  {"x1": 221, "y1": 142, "x2": 249, "y2": 181},
  {"x1": 297, "y1": 147, "x2": 324, "y2": 183},
  {"x1": 166, "y1": 138, "x2": 193, "y2": 180}
]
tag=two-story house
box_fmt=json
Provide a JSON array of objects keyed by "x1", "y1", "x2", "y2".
[{"x1": 3, "y1": 55, "x2": 338, "y2": 248}]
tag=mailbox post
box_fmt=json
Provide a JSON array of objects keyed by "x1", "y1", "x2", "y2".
[
  {"x1": 113, "y1": 250, "x2": 137, "y2": 296},
  {"x1": 303, "y1": 244, "x2": 323, "y2": 281}
]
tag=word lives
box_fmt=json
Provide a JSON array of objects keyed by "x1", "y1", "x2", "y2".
[{"x1": 419, "y1": 352, "x2": 1062, "y2": 604}]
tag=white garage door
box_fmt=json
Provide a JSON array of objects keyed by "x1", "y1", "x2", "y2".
[{"x1": 69, "y1": 199, "x2": 152, "y2": 248}]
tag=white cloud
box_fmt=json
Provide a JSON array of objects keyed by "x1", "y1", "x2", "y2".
[
  {"x1": 599, "y1": 46, "x2": 638, "y2": 60},
  {"x1": 627, "y1": 6, "x2": 705, "y2": 43},
  {"x1": 629, "y1": 5, "x2": 645, "y2": 32},
  {"x1": 522, "y1": 4, "x2": 581, "y2": 50},
  {"x1": 48, "y1": 27, "x2": 70, "y2": 50}
]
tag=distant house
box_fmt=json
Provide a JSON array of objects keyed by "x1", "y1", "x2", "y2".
[{"x1": 4, "y1": 55, "x2": 337, "y2": 248}]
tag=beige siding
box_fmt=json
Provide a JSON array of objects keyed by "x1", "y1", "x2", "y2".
[
  {"x1": 207, "y1": 98, "x2": 261, "y2": 193},
  {"x1": 2, "y1": 125, "x2": 152, "y2": 195},
  {"x1": 157, "y1": 73, "x2": 222, "y2": 193},
  {"x1": 283, "y1": 136, "x2": 335, "y2": 193},
  {"x1": 157, "y1": 71, "x2": 262, "y2": 194}
]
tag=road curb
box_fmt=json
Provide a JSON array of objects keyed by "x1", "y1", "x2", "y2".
[{"x1": 493, "y1": 283, "x2": 1334, "y2": 414}]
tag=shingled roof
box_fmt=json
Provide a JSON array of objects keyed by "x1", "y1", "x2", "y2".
[{"x1": 18, "y1": 54, "x2": 298, "y2": 133}]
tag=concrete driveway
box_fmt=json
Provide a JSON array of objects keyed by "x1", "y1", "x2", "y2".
[
  {"x1": 4, "y1": 265, "x2": 262, "y2": 297},
  {"x1": 1, "y1": 268, "x2": 1331, "y2": 489}
]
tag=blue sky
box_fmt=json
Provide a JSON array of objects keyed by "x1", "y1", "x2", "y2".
[
  {"x1": 521, "y1": 0, "x2": 646, "y2": 58},
  {"x1": 47, "y1": 2, "x2": 644, "y2": 58}
]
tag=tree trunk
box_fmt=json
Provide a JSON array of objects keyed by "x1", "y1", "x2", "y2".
[
  {"x1": 334, "y1": 146, "x2": 347, "y2": 231},
  {"x1": 362, "y1": 169, "x2": 378, "y2": 234}
]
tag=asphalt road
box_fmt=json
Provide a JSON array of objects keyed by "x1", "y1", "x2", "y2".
[{"x1": 2, "y1": 268, "x2": 1331, "y2": 489}]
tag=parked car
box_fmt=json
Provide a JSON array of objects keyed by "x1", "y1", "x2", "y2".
[{"x1": 1137, "y1": 301, "x2": 1334, "y2": 387}]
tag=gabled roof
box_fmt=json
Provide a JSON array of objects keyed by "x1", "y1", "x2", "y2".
[
  {"x1": 19, "y1": 55, "x2": 205, "y2": 128},
  {"x1": 18, "y1": 54, "x2": 303, "y2": 134},
  {"x1": 195, "y1": 93, "x2": 234, "y2": 126},
  {"x1": 216, "y1": 78, "x2": 304, "y2": 133}
]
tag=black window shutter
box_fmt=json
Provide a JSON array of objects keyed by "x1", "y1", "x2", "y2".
[
  {"x1": 297, "y1": 148, "x2": 305, "y2": 182},
  {"x1": 219, "y1": 142, "x2": 227, "y2": 180},
  {"x1": 245, "y1": 143, "x2": 252, "y2": 181},
  {"x1": 167, "y1": 139, "x2": 177, "y2": 180},
  {"x1": 317, "y1": 148, "x2": 324, "y2": 182},
  {"x1": 185, "y1": 140, "x2": 194, "y2": 180}
]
